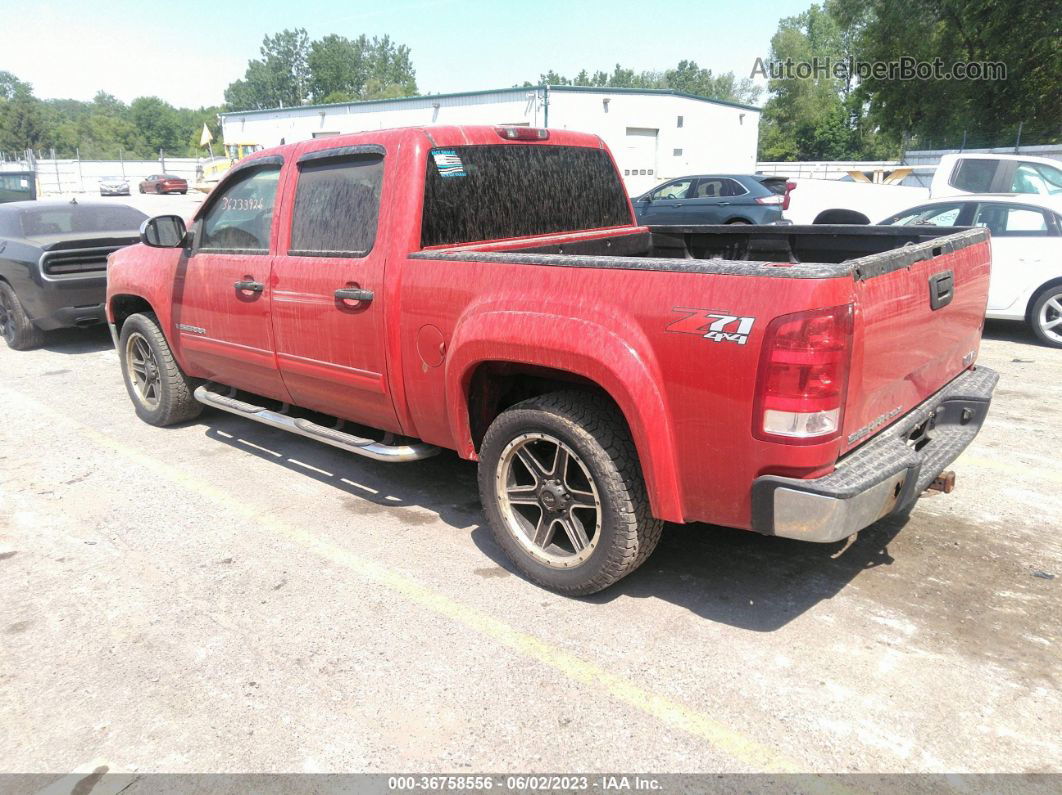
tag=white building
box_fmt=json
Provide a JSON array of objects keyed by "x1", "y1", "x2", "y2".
[{"x1": 219, "y1": 86, "x2": 761, "y2": 195}]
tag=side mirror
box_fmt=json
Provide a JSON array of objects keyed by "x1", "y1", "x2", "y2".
[
  {"x1": 642, "y1": 193, "x2": 653, "y2": 203},
  {"x1": 140, "y1": 215, "x2": 187, "y2": 248}
]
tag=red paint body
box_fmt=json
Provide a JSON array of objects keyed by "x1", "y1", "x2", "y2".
[{"x1": 107, "y1": 126, "x2": 991, "y2": 530}]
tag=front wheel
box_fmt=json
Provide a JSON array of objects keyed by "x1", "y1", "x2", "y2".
[
  {"x1": 0, "y1": 281, "x2": 45, "y2": 351},
  {"x1": 1030, "y1": 287, "x2": 1062, "y2": 348},
  {"x1": 118, "y1": 312, "x2": 202, "y2": 426},
  {"x1": 478, "y1": 391, "x2": 663, "y2": 595}
]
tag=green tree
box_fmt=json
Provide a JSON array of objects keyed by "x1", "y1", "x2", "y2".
[
  {"x1": 228, "y1": 30, "x2": 417, "y2": 110},
  {"x1": 130, "y1": 96, "x2": 182, "y2": 153},
  {"x1": 224, "y1": 28, "x2": 310, "y2": 110},
  {"x1": 363, "y1": 34, "x2": 416, "y2": 98},
  {"x1": 834, "y1": 0, "x2": 1061, "y2": 148},
  {"x1": 664, "y1": 60, "x2": 761, "y2": 104},
  {"x1": 0, "y1": 90, "x2": 45, "y2": 153},
  {"x1": 754, "y1": 1, "x2": 891, "y2": 160},
  {"x1": 0, "y1": 71, "x2": 32, "y2": 101},
  {"x1": 526, "y1": 60, "x2": 759, "y2": 104},
  {"x1": 308, "y1": 34, "x2": 370, "y2": 101}
]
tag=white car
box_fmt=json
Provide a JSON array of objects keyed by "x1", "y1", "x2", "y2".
[
  {"x1": 98, "y1": 176, "x2": 130, "y2": 197},
  {"x1": 879, "y1": 194, "x2": 1062, "y2": 347},
  {"x1": 930, "y1": 153, "x2": 1062, "y2": 199}
]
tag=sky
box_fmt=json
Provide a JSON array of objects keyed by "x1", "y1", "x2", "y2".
[{"x1": 3, "y1": 0, "x2": 812, "y2": 108}]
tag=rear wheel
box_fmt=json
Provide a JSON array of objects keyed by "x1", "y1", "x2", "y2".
[
  {"x1": 118, "y1": 312, "x2": 202, "y2": 426},
  {"x1": 0, "y1": 281, "x2": 45, "y2": 351},
  {"x1": 478, "y1": 391, "x2": 663, "y2": 595},
  {"x1": 1030, "y1": 286, "x2": 1062, "y2": 348}
]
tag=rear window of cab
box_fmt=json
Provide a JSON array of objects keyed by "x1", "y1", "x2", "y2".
[{"x1": 420, "y1": 144, "x2": 632, "y2": 247}]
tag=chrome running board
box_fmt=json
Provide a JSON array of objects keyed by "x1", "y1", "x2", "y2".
[{"x1": 193, "y1": 384, "x2": 439, "y2": 463}]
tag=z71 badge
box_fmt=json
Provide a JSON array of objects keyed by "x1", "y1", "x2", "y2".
[{"x1": 666, "y1": 308, "x2": 756, "y2": 345}]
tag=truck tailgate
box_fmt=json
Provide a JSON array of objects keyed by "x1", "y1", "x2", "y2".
[{"x1": 843, "y1": 229, "x2": 991, "y2": 452}]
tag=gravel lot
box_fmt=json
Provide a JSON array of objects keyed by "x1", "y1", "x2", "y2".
[{"x1": 0, "y1": 317, "x2": 1059, "y2": 776}]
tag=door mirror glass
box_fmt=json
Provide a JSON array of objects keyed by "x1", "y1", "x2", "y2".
[{"x1": 140, "y1": 215, "x2": 187, "y2": 248}]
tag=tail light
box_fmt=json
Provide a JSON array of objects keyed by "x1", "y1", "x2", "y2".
[
  {"x1": 495, "y1": 126, "x2": 549, "y2": 141},
  {"x1": 753, "y1": 304, "x2": 853, "y2": 445},
  {"x1": 755, "y1": 194, "x2": 784, "y2": 205},
  {"x1": 782, "y1": 180, "x2": 796, "y2": 211}
]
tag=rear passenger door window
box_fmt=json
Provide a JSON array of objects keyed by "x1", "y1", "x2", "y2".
[
  {"x1": 268, "y1": 146, "x2": 396, "y2": 429},
  {"x1": 288, "y1": 153, "x2": 384, "y2": 256},
  {"x1": 972, "y1": 203, "x2": 1051, "y2": 236}
]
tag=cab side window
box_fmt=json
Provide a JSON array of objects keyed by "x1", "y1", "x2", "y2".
[
  {"x1": 973, "y1": 203, "x2": 1050, "y2": 236},
  {"x1": 289, "y1": 153, "x2": 384, "y2": 257},
  {"x1": 951, "y1": 159, "x2": 998, "y2": 193},
  {"x1": 198, "y1": 166, "x2": 281, "y2": 254}
]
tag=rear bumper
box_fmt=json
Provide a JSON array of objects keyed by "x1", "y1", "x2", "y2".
[
  {"x1": 750, "y1": 366, "x2": 999, "y2": 543},
  {"x1": 23, "y1": 275, "x2": 108, "y2": 330}
]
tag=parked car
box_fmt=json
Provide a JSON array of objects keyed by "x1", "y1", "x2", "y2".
[
  {"x1": 0, "y1": 171, "x2": 37, "y2": 203},
  {"x1": 138, "y1": 174, "x2": 188, "y2": 195},
  {"x1": 879, "y1": 194, "x2": 1062, "y2": 347},
  {"x1": 0, "y1": 200, "x2": 145, "y2": 349},
  {"x1": 930, "y1": 153, "x2": 1062, "y2": 199},
  {"x1": 631, "y1": 174, "x2": 785, "y2": 225},
  {"x1": 107, "y1": 125, "x2": 996, "y2": 595},
  {"x1": 752, "y1": 174, "x2": 796, "y2": 209},
  {"x1": 98, "y1": 176, "x2": 131, "y2": 196}
]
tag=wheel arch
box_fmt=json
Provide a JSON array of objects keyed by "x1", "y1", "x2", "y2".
[
  {"x1": 1025, "y1": 277, "x2": 1062, "y2": 321},
  {"x1": 445, "y1": 311, "x2": 685, "y2": 522},
  {"x1": 109, "y1": 293, "x2": 156, "y2": 333}
]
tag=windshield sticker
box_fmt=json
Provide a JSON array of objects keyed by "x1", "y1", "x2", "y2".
[{"x1": 432, "y1": 149, "x2": 466, "y2": 178}]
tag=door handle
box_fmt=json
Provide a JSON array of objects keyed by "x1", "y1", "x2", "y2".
[
  {"x1": 929, "y1": 270, "x2": 954, "y2": 310},
  {"x1": 335, "y1": 287, "x2": 374, "y2": 303},
  {"x1": 234, "y1": 280, "x2": 264, "y2": 293},
  {"x1": 717, "y1": 201, "x2": 731, "y2": 206}
]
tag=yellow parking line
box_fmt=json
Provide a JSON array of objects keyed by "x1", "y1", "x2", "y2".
[{"x1": 2, "y1": 387, "x2": 801, "y2": 774}]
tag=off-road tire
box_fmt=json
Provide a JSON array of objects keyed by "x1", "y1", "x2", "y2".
[
  {"x1": 1029, "y1": 286, "x2": 1062, "y2": 349},
  {"x1": 118, "y1": 312, "x2": 202, "y2": 426},
  {"x1": 478, "y1": 391, "x2": 663, "y2": 595},
  {"x1": 0, "y1": 281, "x2": 46, "y2": 351}
]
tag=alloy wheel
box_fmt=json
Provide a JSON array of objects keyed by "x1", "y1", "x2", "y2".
[
  {"x1": 126, "y1": 332, "x2": 162, "y2": 408},
  {"x1": 1037, "y1": 292, "x2": 1062, "y2": 345},
  {"x1": 0, "y1": 290, "x2": 11, "y2": 342},
  {"x1": 496, "y1": 432, "x2": 602, "y2": 568}
]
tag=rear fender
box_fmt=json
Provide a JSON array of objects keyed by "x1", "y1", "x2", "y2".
[{"x1": 446, "y1": 310, "x2": 684, "y2": 522}]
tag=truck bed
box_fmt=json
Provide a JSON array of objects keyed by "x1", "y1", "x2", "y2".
[{"x1": 413, "y1": 224, "x2": 988, "y2": 282}]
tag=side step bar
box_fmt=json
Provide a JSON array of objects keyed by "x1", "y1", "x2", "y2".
[{"x1": 193, "y1": 385, "x2": 439, "y2": 463}]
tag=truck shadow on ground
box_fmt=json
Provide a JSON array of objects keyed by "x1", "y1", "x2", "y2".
[{"x1": 196, "y1": 407, "x2": 906, "y2": 633}]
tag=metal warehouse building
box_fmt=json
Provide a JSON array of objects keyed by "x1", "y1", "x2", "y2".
[{"x1": 218, "y1": 85, "x2": 760, "y2": 195}]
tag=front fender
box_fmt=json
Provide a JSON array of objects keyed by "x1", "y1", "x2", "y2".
[{"x1": 445, "y1": 309, "x2": 684, "y2": 522}]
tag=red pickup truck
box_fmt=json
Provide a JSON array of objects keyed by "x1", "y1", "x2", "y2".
[{"x1": 106, "y1": 125, "x2": 998, "y2": 595}]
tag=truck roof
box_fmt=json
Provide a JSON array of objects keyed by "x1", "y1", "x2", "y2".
[{"x1": 240, "y1": 125, "x2": 608, "y2": 166}]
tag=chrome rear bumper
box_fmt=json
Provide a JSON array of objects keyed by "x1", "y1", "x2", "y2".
[{"x1": 750, "y1": 366, "x2": 999, "y2": 543}]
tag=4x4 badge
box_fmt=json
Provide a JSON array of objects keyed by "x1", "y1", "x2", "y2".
[{"x1": 666, "y1": 308, "x2": 756, "y2": 345}]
